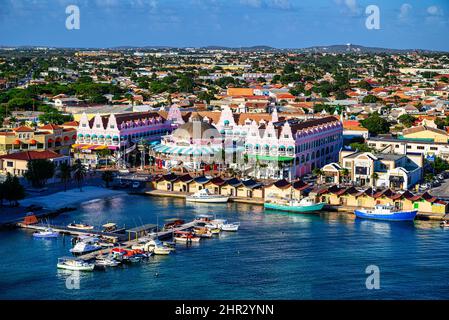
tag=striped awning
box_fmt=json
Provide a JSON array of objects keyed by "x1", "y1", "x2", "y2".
[{"x1": 152, "y1": 144, "x2": 223, "y2": 156}]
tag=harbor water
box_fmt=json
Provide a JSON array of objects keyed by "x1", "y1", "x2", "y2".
[{"x1": 1, "y1": 194, "x2": 449, "y2": 299}]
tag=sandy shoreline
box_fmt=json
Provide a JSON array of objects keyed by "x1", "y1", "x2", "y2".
[{"x1": 20, "y1": 186, "x2": 126, "y2": 210}]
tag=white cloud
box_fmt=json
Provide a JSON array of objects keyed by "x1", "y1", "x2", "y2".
[
  {"x1": 427, "y1": 5, "x2": 443, "y2": 16},
  {"x1": 398, "y1": 3, "x2": 412, "y2": 21},
  {"x1": 334, "y1": 0, "x2": 362, "y2": 16}
]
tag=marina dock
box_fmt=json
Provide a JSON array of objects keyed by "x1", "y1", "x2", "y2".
[
  {"x1": 16, "y1": 219, "x2": 200, "y2": 261},
  {"x1": 16, "y1": 223, "x2": 126, "y2": 242},
  {"x1": 76, "y1": 220, "x2": 198, "y2": 260}
]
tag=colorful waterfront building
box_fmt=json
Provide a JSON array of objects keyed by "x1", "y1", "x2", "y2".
[
  {"x1": 74, "y1": 111, "x2": 173, "y2": 167},
  {"x1": 151, "y1": 112, "x2": 223, "y2": 171},
  {"x1": 244, "y1": 116, "x2": 343, "y2": 179},
  {"x1": 0, "y1": 124, "x2": 77, "y2": 156}
]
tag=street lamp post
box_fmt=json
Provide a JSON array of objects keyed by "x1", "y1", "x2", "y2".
[{"x1": 137, "y1": 139, "x2": 146, "y2": 171}]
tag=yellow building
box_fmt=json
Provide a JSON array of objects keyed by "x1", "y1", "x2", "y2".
[
  {"x1": 314, "y1": 186, "x2": 447, "y2": 215},
  {"x1": 401, "y1": 125, "x2": 449, "y2": 143},
  {"x1": 0, "y1": 124, "x2": 77, "y2": 156},
  {"x1": 264, "y1": 179, "x2": 311, "y2": 202}
]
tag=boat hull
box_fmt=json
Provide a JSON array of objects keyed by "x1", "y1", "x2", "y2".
[
  {"x1": 186, "y1": 197, "x2": 229, "y2": 203},
  {"x1": 264, "y1": 202, "x2": 325, "y2": 213},
  {"x1": 57, "y1": 263, "x2": 95, "y2": 271},
  {"x1": 354, "y1": 209, "x2": 417, "y2": 221},
  {"x1": 33, "y1": 233, "x2": 58, "y2": 238}
]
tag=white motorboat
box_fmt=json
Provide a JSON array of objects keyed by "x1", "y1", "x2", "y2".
[
  {"x1": 95, "y1": 256, "x2": 120, "y2": 267},
  {"x1": 221, "y1": 222, "x2": 240, "y2": 232},
  {"x1": 67, "y1": 222, "x2": 94, "y2": 230},
  {"x1": 33, "y1": 228, "x2": 59, "y2": 238},
  {"x1": 148, "y1": 239, "x2": 172, "y2": 255},
  {"x1": 186, "y1": 189, "x2": 229, "y2": 203},
  {"x1": 57, "y1": 257, "x2": 95, "y2": 271},
  {"x1": 70, "y1": 238, "x2": 102, "y2": 255}
]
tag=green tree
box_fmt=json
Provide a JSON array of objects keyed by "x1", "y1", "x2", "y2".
[
  {"x1": 24, "y1": 159, "x2": 55, "y2": 188},
  {"x1": 349, "y1": 142, "x2": 373, "y2": 152},
  {"x1": 72, "y1": 159, "x2": 87, "y2": 191},
  {"x1": 398, "y1": 114, "x2": 416, "y2": 128},
  {"x1": 101, "y1": 171, "x2": 114, "y2": 188},
  {"x1": 361, "y1": 112, "x2": 390, "y2": 135},
  {"x1": 362, "y1": 95, "x2": 380, "y2": 104},
  {"x1": 59, "y1": 162, "x2": 72, "y2": 192},
  {"x1": 3, "y1": 173, "x2": 25, "y2": 206},
  {"x1": 97, "y1": 149, "x2": 112, "y2": 167}
]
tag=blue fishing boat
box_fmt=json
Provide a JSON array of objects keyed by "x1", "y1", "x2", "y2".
[
  {"x1": 354, "y1": 204, "x2": 417, "y2": 221},
  {"x1": 264, "y1": 197, "x2": 325, "y2": 213}
]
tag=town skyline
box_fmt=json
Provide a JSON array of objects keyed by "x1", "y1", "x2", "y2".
[{"x1": 1, "y1": 0, "x2": 449, "y2": 51}]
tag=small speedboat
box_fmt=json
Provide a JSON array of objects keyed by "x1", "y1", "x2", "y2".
[
  {"x1": 57, "y1": 257, "x2": 95, "y2": 271},
  {"x1": 354, "y1": 204, "x2": 417, "y2": 221},
  {"x1": 222, "y1": 222, "x2": 240, "y2": 232},
  {"x1": 33, "y1": 228, "x2": 59, "y2": 238},
  {"x1": 440, "y1": 220, "x2": 449, "y2": 228},
  {"x1": 95, "y1": 255, "x2": 120, "y2": 267},
  {"x1": 186, "y1": 189, "x2": 229, "y2": 203},
  {"x1": 70, "y1": 238, "x2": 102, "y2": 255},
  {"x1": 174, "y1": 231, "x2": 201, "y2": 243},
  {"x1": 204, "y1": 225, "x2": 221, "y2": 235},
  {"x1": 67, "y1": 222, "x2": 94, "y2": 230},
  {"x1": 193, "y1": 227, "x2": 213, "y2": 238}
]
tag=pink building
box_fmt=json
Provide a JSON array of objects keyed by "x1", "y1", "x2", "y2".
[
  {"x1": 244, "y1": 116, "x2": 343, "y2": 179},
  {"x1": 74, "y1": 111, "x2": 173, "y2": 167}
]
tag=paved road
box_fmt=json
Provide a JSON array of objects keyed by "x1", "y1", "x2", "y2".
[{"x1": 429, "y1": 179, "x2": 449, "y2": 199}]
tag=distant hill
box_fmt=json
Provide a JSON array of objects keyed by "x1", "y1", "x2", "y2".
[
  {"x1": 202, "y1": 45, "x2": 277, "y2": 51},
  {"x1": 297, "y1": 44, "x2": 441, "y2": 54},
  {"x1": 0, "y1": 44, "x2": 445, "y2": 53}
]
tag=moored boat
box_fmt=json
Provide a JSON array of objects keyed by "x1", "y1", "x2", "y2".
[
  {"x1": 67, "y1": 222, "x2": 94, "y2": 230},
  {"x1": 193, "y1": 226, "x2": 213, "y2": 238},
  {"x1": 57, "y1": 257, "x2": 95, "y2": 271},
  {"x1": 33, "y1": 228, "x2": 59, "y2": 238},
  {"x1": 264, "y1": 197, "x2": 325, "y2": 213},
  {"x1": 173, "y1": 231, "x2": 201, "y2": 243},
  {"x1": 221, "y1": 222, "x2": 240, "y2": 232},
  {"x1": 70, "y1": 237, "x2": 102, "y2": 255},
  {"x1": 186, "y1": 189, "x2": 229, "y2": 203},
  {"x1": 354, "y1": 204, "x2": 417, "y2": 221},
  {"x1": 95, "y1": 255, "x2": 121, "y2": 267}
]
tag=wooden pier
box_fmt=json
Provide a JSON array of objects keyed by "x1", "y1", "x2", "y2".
[
  {"x1": 17, "y1": 220, "x2": 200, "y2": 261},
  {"x1": 16, "y1": 223, "x2": 126, "y2": 242},
  {"x1": 76, "y1": 221, "x2": 198, "y2": 261}
]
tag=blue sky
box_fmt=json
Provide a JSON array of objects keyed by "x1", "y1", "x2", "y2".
[{"x1": 0, "y1": 0, "x2": 448, "y2": 50}]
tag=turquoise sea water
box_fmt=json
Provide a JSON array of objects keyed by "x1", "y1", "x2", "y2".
[{"x1": 1, "y1": 194, "x2": 449, "y2": 300}]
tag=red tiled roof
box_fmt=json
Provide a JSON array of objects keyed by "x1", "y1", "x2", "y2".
[
  {"x1": 0, "y1": 150, "x2": 64, "y2": 161},
  {"x1": 39, "y1": 124, "x2": 62, "y2": 130},
  {"x1": 13, "y1": 126, "x2": 34, "y2": 132}
]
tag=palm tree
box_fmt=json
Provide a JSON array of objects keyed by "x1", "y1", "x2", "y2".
[
  {"x1": 313, "y1": 168, "x2": 323, "y2": 183},
  {"x1": 59, "y1": 162, "x2": 72, "y2": 192},
  {"x1": 97, "y1": 149, "x2": 112, "y2": 168},
  {"x1": 371, "y1": 172, "x2": 379, "y2": 188},
  {"x1": 340, "y1": 168, "x2": 350, "y2": 184},
  {"x1": 72, "y1": 159, "x2": 87, "y2": 191}
]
